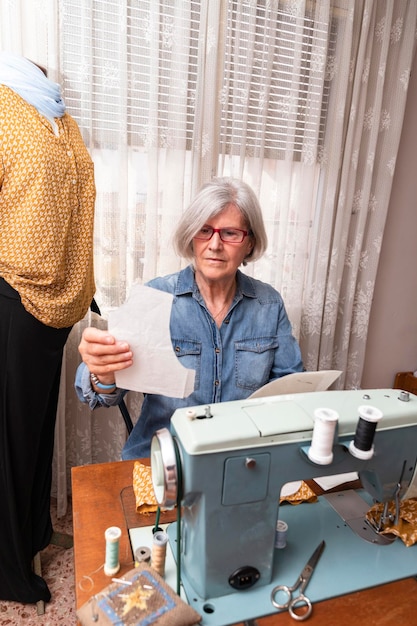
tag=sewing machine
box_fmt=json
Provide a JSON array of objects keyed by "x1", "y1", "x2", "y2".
[{"x1": 150, "y1": 388, "x2": 417, "y2": 624}]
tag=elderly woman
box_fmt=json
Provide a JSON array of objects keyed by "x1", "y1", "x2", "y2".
[{"x1": 76, "y1": 177, "x2": 303, "y2": 458}]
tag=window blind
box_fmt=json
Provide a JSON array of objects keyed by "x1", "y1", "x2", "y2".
[
  {"x1": 61, "y1": 1, "x2": 336, "y2": 159},
  {"x1": 61, "y1": 0, "x2": 201, "y2": 146},
  {"x1": 221, "y1": 2, "x2": 336, "y2": 159}
]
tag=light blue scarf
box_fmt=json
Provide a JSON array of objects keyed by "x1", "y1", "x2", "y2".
[{"x1": 0, "y1": 51, "x2": 66, "y2": 134}]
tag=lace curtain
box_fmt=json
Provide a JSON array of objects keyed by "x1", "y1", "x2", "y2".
[
  {"x1": 1, "y1": 0, "x2": 416, "y2": 516},
  {"x1": 300, "y1": 1, "x2": 417, "y2": 386}
]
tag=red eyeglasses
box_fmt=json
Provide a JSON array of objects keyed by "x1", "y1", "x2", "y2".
[{"x1": 194, "y1": 226, "x2": 250, "y2": 243}]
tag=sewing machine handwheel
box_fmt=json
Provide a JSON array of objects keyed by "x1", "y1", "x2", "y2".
[{"x1": 151, "y1": 428, "x2": 179, "y2": 508}]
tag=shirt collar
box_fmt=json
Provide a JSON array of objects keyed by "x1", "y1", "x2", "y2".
[{"x1": 175, "y1": 265, "x2": 257, "y2": 299}]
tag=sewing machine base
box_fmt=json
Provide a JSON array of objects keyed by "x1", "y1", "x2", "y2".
[{"x1": 154, "y1": 492, "x2": 416, "y2": 626}]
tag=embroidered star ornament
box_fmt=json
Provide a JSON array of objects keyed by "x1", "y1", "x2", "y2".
[{"x1": 76, "y1": 564, "x2": 201, "y2": 625}]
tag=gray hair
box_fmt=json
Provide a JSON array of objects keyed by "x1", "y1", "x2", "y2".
[{"x1": 173, "y1": 177, "x2": 268, "y2": 264}]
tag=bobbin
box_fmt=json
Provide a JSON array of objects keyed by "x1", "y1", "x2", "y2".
[
  {"x1": 349, "y1": 405, "x2": 383, "y2": 460},
  {"x1": 307, "y1": 407, "x2": 339, "y2": 465},
  {"x1": 135, "y1": 545, "x2": 151, "y2": 564}
]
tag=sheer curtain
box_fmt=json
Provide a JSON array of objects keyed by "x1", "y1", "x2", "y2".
[
  {"x1": 300, "y1": 1, "x2": 417, "y2": 388},
  {"x1": 0, "y1": 0, "x2": 59, "y2": 68},
  {"x1": 1, "y1": 0, "x2": 416, "y2": 515}
]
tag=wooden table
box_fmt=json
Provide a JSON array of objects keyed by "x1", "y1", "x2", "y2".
[{"x1": 72, "y1": 460, "x2": 417, "y2": 625}]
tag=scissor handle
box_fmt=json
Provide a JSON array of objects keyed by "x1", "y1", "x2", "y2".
[
  {"x1": 288, "y1": 593, "x2": 313, "y2": 621},
  {"x1": 271, "y1": 585, "x2": 313, "y2": 621},
  {"x1": 271, "y1": 584, "x2": 292, "y2": 609}
]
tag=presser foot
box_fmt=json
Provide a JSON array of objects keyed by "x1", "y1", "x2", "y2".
[
  {"x1": 324, "y1": 490, "x2": 396, "y2": 545},
  {"x1": 363, "y1": 517, "x2": 397, "y2": 544}
]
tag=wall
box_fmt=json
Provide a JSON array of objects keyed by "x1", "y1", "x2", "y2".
[{"x1": 361, "y1": 60, "x2": 417, "y2": 389}]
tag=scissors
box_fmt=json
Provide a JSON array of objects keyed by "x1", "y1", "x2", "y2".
[{"x1": 270, "y1": 540, "x2": 325, "y2": 621}]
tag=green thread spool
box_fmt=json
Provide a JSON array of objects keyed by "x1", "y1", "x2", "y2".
[{"x1": 104, "y1": 526, "x2": 122, "y2": 576}]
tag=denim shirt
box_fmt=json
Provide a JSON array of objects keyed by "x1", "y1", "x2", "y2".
[{"x1": 75, "y1": 265, "x2": 303, "y2": 459}]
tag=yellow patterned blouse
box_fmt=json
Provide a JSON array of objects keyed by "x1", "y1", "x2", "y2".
[{"x1": 0, "y1": 85, "x2": 96, "y2": 328}]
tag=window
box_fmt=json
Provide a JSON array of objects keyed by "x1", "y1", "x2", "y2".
[
  {"x1": 61, "y1": 1, "x2": 201, "y2": 148},
  {"x1": 61, "y1": 1, "x2": 335, "y2": 161},
  {"x1": 220, "y1": 2, "x2": 335, "y2": 160},
  {"x1": 59, "y1": 0, "x2": 344, "y2": 320}
]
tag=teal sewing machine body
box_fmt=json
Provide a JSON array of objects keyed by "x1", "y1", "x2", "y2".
[{"x1": 163, "y1": 388, "x2": 417, "y2": 624}]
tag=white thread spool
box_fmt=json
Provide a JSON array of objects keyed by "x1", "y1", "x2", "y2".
[
  {"x1": 151, "y1": 530, "x2": 169, "y2": 577},
  {"x1": 275, "y1": 520, "x2": 288, "y2": 549},
  {"x1": 349, "y1": 405, "x2": 383, "y2": 460},
  {"x1": 308, "y1": 408, "x2": 339, "y2": 465},
  {"x1": 104, "y1": 526, "x2": 122, "y2": 576}
]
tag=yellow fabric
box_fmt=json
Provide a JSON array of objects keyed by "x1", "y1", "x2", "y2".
[
  {"x1": 0, "y1": 85, "x2": 95, "y2": 328},
  {"x1": 366, "y1": 498, "x2": 417, "y2": 547},
  {"x1": 133, "y1": 461, "x2": 159, "y2": 515},
  {"x1": 280, "y1": 481, "x2": 317, "y2": 505}
]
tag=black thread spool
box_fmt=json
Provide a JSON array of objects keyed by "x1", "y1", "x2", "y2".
[{"x1": 349, "y1": 405, "x2": 383, "y2": 460}]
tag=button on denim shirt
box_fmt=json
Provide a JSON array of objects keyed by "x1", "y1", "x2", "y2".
[{"x1": 75, "y1": 265, "x2": 303, "y2": 459}]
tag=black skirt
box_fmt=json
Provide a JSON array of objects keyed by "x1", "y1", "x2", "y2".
[{"x1": 0, "y1": 277, "x2": 71, "y2": 603}]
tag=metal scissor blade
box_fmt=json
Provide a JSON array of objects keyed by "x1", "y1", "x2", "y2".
[{"x1": 300, "y1": 540, "x2": 325, "y2": 581}]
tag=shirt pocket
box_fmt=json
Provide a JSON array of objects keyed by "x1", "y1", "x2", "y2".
[
  {"x1": 235, "y1": 337, "x2": 279, "y2": 391},
  {"x1": 172, "y1": 338, "x2": 202, "y2": 391}
]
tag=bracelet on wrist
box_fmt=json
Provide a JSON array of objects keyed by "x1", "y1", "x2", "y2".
[{"x1": 90, "y1": 372, "x2": 116, "y2": 392}]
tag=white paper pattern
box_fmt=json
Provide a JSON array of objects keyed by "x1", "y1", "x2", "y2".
[{"x1": 108, "y1": 284, "x2": 195, "y2": 398}]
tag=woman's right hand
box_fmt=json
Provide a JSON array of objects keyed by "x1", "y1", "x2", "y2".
[{"x1": 78, "y1": 327, "x2": 133, "y2": 385}]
